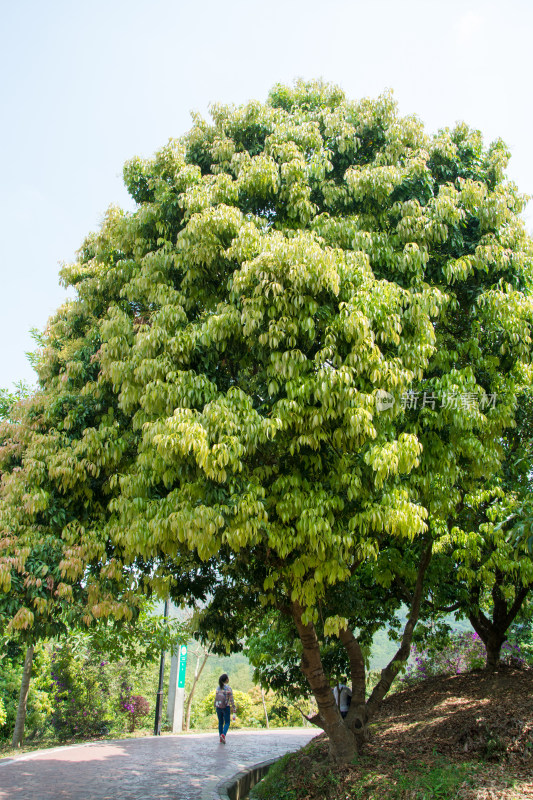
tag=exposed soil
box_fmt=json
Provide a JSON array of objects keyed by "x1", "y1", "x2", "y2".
[{"x1": 276, "y1": 667, "x2": 533, "y2": 799}]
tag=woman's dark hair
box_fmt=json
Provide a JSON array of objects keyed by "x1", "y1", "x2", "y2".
[{"x1": 218, "y1": 673, "x2": 229, "y2": 689}]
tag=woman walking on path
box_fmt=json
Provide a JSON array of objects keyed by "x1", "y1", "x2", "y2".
[{"x1": 214, "y1": 673, "x2": 236, "y2": 743}]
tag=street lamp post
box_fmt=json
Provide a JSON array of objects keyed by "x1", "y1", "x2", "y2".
[{"x1": 153, "y1": 599, "x2": 169, "y2": 736}]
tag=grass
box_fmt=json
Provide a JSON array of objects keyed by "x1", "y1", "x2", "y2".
[
  {"x1": 251, "y1": 753, "x2": 296, "y2": 800},
  {"x1": 348, "y1": 760, "x2": 482, "y2": 800},
  {"x1": 250, "y1": 749, "x2": 486, "y2": 800}
]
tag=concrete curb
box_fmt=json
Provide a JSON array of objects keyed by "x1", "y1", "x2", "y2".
[{"x1": 216, "y1": 756, "x2": 279, "y2": 800}]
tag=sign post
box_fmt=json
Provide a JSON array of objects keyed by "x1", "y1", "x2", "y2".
[{"x1": 167, "y1": 644, "x2": 188, "y2": 733}]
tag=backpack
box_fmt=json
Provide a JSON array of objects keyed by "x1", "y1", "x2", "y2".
[
  {"x1": 215, "y1": 687, "x2": 228, "y2": 709},
  {"x1": 339, "y1": 685, "x2": 352, "y2": 710}
]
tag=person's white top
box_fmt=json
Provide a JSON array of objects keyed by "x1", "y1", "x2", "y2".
[{"x1": 333, "y1": 683, "x2": 352, "y2": 712}]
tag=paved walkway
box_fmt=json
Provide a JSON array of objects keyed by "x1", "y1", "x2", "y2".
[{"x1": 0, "y1": 728, "x2": 316, "y2": 800}]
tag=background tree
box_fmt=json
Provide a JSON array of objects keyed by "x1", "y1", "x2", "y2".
[
  {"x1": 423, "y1": 388, "x2": 533, "y2": 669},
  {"x1": 0, "y1": 388, "x2": 91, "y2": 747},
  {"x1": 0, "y1": 385, "x2": 186, "y2": 746},
  {"x1": 0, "y1": 384, "x2": 31, "y2": 422},
  {"x1": 184, "y1": 640, "x2": 212, "y2": 732}
]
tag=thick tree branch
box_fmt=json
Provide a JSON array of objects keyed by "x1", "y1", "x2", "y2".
[
  {"x1": 366, "y1": 541, "x2": 432, "y2": 717},
  {"x1": 423, "y1": 595, "x2": 463, "y2": 614},
  {"x1": 339, "y1": 625, "x2": 370, "y2": 738},
  {"x1": 504, "y1": 582, "x2": 533, "y2": 630},
  {"x1": 338, "y1": 627, "x2": 366, "y2": 707},
  {"x1": 469, "y1": 579, "x2": 533, "y2": 669},
  {"x1": 295, "y1": 707, "x2": 323, "y2": 727}
]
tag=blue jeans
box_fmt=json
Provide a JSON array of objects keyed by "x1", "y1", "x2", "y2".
[{"x1": 217, "y1": 707, "x2": 230, "y2": 736}]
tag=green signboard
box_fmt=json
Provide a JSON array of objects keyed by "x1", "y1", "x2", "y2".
[{"x1": 177, "y1": 645, "x2": 188, "y2": 688}]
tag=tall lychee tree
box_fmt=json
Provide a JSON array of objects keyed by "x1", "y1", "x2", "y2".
[{"x1": 6, "y1": 81, "x2": 532, "y2": 762}]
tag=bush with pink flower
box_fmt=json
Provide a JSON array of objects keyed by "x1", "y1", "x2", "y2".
[{"x1": 119, "y1": 685, "x2": 150, "y2": 732}]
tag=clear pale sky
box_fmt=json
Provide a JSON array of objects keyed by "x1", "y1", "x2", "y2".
[{"x1": 2, "y1": 0, "x2": 532, "y2": 389}]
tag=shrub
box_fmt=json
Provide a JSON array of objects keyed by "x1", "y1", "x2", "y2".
[
  {"x1": 268, "y1": 700, "x2": 303, "y2": 727},
  {"x1": 1, "y1": 636, "x2": 164, "y2": 743},
  {"x1": 49, "y1": 645, "x2": 115, "y2": 740},
  {"x1": 0, "y1": 697, "x2": 6, "y2": 729},
  {"x1": 508, "y1": 621, "x2": 533, "y2": 667},
  {"x1": 119, "y1": 689, "x2": 150, "y2": 732},
  {"x1": 402, "y1": 631, "x2": 527, "y2": 685}
]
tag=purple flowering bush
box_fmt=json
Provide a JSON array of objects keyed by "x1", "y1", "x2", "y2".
[
  {"x1": 119, "y1": 686, "x2": 150, "y2": 732},
  {"x1": 402, "y1": 631, "x2": 526, "y2": 686}
]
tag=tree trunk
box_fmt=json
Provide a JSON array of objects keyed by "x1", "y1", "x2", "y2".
[
  {"x1": 291, "y1": 542, "x2": 432, "y2": 762},
  {"x1": 469, "y1": 577, "x2": 532, "y2": 672},
  {"x1": 485, "y1": 636, "x2": 504, "y2": 671},
  {"x1": 292, "y1": 602, "x2": 358, "y2": 763},
  {"x1": 261, "y1": 687, "x2": 269, "y2": 729},
  {"x1": 12, "y1": 644, "x2": 34, "y2": 749},
  {"x1": 469, "y1": 612, "x2": 506, "y2": 672},
  {"x1": 185, "y1": 648, "x2": 210, "y2": 731}
]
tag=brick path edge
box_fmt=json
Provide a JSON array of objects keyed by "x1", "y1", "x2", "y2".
[{"x1": 215, "y1": 756, "x2": 278, "y2": 800}]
